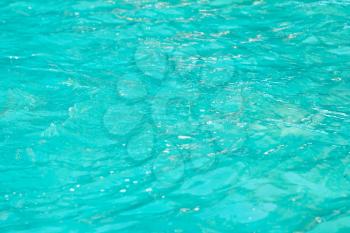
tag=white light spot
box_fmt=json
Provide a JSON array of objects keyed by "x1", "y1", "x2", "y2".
[
  {"x1": 287, "y1": 33, "x2": 298, "y2": 39},
  {"x1": 315, "y1": 217, "x2": 322, "y2": 223},
  {"x1": 180, "y1": 208, "x2": 190, "y2": 213},
  {"x1": 8, "y1": 56, "x2": 19, "y2": 60},
  {"x1": 248, "y1": 35, "x2": 262, "y2": 43}
]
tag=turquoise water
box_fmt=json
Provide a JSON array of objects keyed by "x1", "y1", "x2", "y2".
[{"x1": 1, "y1": 0, "x2": 350, "y2": 232}]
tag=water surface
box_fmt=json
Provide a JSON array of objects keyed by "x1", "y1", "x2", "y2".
[{"x1": 1, "y1": 0, "x2": 350, "y2": 232}]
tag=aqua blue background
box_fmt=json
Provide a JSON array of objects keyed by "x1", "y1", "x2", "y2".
[{"x1": 1, "y1": 0, "x2": 350, "y2": 232}]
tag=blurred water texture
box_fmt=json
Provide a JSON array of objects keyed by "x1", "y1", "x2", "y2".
[{"x1": 1, "y1": 0, "x2": 350, "y2": 232}]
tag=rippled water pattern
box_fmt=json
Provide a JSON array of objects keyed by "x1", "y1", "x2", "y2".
[{"x1": 1, "y1": 0, "x2": 350, "y2": 232}]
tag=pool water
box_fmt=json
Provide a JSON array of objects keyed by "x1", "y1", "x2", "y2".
[{"x1": 1, "y1": 0, "x2": 350, "y2": 232}]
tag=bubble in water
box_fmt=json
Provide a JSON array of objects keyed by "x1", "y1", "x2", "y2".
[
  {"x1": 145, "y1": 187, "x2": 153, "y2": 193},
  {"x1": 119, "y1": 189, "x2": 127, "y2": 193},
  {"x1": 103, "y1": 103, "x2": 145, "y2": 135}
]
